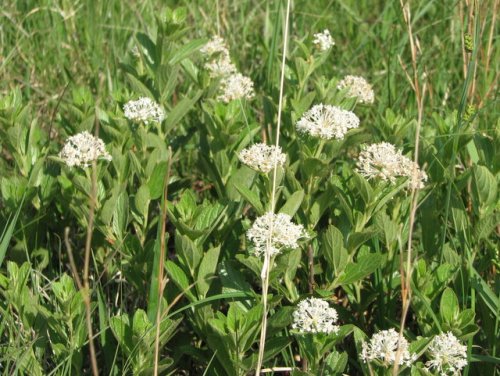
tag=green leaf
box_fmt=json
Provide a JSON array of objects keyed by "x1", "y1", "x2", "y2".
[
  {"x1": 147, "y1": 161, "x2": 168, "y2": 200},
  {"x1": 134, "y1": 185, "x2": 150, "y2": 217},
  {"x1": 169, "y1": 38, "x2": 207, "y2": 65},
  {"x1": 439, "y1": 288, "x2": 459, "y2": 324},
  {"x1": 279, "y1": 189, "x2": 304, "y2": 217},
  {"x1": 335, "y1": 253, "x2": 383, "y2": 286},
  {"x1": 0, "y1": 194, "x2": 25, "y2": 268},
  {"x1": 263, "y1": 337, "x2": 292, "y2": 361},
  {"x1": 132, "y1": 309, "x2": 151, "y2": 339},
  {"x1": 164, "y1": 90, "x2": 202, "y2": 133},
  {"x1": 112, "y1": 191, "x2": 129, "y2": 241},
  {"x1": 458, "y1": 309, "x2": 475, "y2": 328},
  {"x1": 323, "y1": 351, "x2": 348, "y2": 375},
  {"x1": 165, "y1": 260, "x2": 196, "y2": 302},
  {"x1": 346, "y1": 231, "x2": 378, "y2": 253},
  {"x1": 219, "y1": 260, "x2": 253, "y2": 300},
  {"x1": 471, "y1": 165, "x2": 497, "y2": 214},
  {"x1": 196, "y1": 246, "x2": 221, "y2": 298},
  {"x1": 352, "y1": 172, "x2": 373, "y2": 205},
  {"x1": 322, "y1": 225, "x2": 348, "y2": 277},
  {"x1": 471, "y1": 269, "x2": 500, "y2": 320},
  {"x1": 233, "y1": 181, "x2": 264, "y2": 215},
  {"x1": 175, "y1": 234, "x2": 203, "y2": 276},
  {"x1": 226, "y1": 166, "x2": 256, "y2": 200},
  {"x1": 308, "y1": 188, "x2": 334, "y2": 227},
  {"x1": 110, "y1": 314, "x2": 133, "y2": 355},
  {"x1": 124, "y1": 72, "x2": 155, "y2": 98}
]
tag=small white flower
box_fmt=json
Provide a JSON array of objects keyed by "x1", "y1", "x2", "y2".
[
  {"x1": 356, "y1": 142, "x2": 427, "y2": 188},
  {"x1": 296, "y1": 104, "x2": 360, "y2": 140},
  {"x1": 425, "y1": 332, "x2": 468, "y2": 376},
  {"x1": 247, "y1": 212, "x2": 306, "y2": 257},
  {"x1": 337, "y1": 75, "x2": 375, "y2": 104},
  {"x1": 239, "y1": 143, "x2": 286, "y2": 173},
  {"x1": 360, "y1": 328, "x2": 416, "y2": 366},
  {"x1": 123, "y1": 97, "x2": 165, "y2": 125},
  {"x1": 200, "y1": 36, "x2": 237, "y2": 78},
  {"x1": 59, "y1": 131, "x2": 112, "y2": 168},
  {"x1": 292, "y1": 297, "x2": 339, "y2": 334},
  {"x1": 205, "y1": 52, "x2": 237, "y2": 77},
  {"x1": 313, "y1": 29, "x2": 335, "y2": 51},
  {"x1": 200, "y1": 36, "x2": 228, "y2": 56},
  {"x1": 218, "y1": 73, "x2": 255, "y2": 103}
]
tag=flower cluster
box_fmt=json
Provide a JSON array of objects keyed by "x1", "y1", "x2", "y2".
[
  {"x1": 238, "y1": 143, "x2": 286, "y2": 173},
  {"x1": 218, "y1": 73, "x2": 255, "y2": 103},
  {"x1": 296, "y1": 104, "x2": 360, "y2": 140},
  {"x1": 59, "y1": 131, "x2": 112, "y2": 168},
  {"x1": 205, "y1": 56, "x2": 237, "y2": 78},
  {"x1": 425, "y1": 332, "x2": 468, "y2": 375},
  {"x1": 200, "y1": 36, "x2": 227, "y2": 55},
  {"x1": 313, "y1": 29, "x2": 335, "y2": 51},
  {"x1": 292, "y1": 298, "x2": 339, "y2": 334},
  {"x1": 337, "y1": 75, "x2": 375, "y2": 104},
  {"x1": 123, "y1": 97, "x2": 165, "y2": 124},
  {"x1": 247, "y1": 212, "x2": 306, "y2": 257},
  {"x1": 201, "y1": 36, "x2": 255, "y2": 102},
  {"x1": 361, "y1": 328, "x2": 416, "y2": 367},
  {"x1": 356, "y1": 142, "x2": 427, "y2": 189},
  {"x1": 200, "y1": 36, "x2": 237, "y2": 77}
]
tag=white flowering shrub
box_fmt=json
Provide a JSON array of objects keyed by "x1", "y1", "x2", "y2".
[{"x1": 1, "y1": 2, "x2": 495, "y2": 376}]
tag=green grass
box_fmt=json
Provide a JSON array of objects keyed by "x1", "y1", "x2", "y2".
[{"x1": 0, "y1": 0, "x2": 498, "y2": 375}]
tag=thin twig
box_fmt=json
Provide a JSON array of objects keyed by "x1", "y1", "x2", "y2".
[
  {"x1": 83, "y1": 152, "x2": 99, "y2": 376},
  {"x1": 255, "y1": 0, "x2": 291, "y2": 374},
  {"x1": 64, "y1": 227, "x2": 83, "y2": 290},
  {"x1": 393, "y1": 1, "x2": 427, "y2": 374},
  {"x1": 484, "y1": 0, "x2": 498, "y2": 77},
  {"x1": 307, "y1": 244, "x2": 314, "y2": 294},
  {"x1": 154, "y1": 147, "x2": 173, "y2": 376},
  {"x1": 260, "y1": 367, "x2": 293, "y2": 373}
]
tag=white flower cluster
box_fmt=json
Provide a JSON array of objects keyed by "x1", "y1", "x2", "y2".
[
  {"x1": 356, "y1": 142, "x2": 427, "y2": 189},
  {"x1": 200, "y1": 36, "x2": 237, "y2": 77},
  {"x1": 205, "y1": 56, "x2": 237, "y2": 78},
  {"x1": 296, "y1": 104, "x2": 360, "y2": 140},
  {"x1": 247, "y1": 212, "x2": 306, "y2": 257},
  {"x1": 201, "y1": 36, "x2": 255, "y2": 102},
  {"x1": 292, "y1": 297, "x2": 340, "y2": 334},
  {"x1": 360, "y1": 328, "x2": 416, "y2": 366},
  {"x1": 123, "y1": 97, "x2": 165, "y2": 125},
  {"x1": 425, "y1": 332, "x2": 468, "y2": 375},
  {"x1": 59, "y1": 131, "x2": 112, "y2": 168},
  {"x1": 218, "y1": 73, "x2": 255, "y2": 103},
  {"x1": 337, "y1": 75, "x2": 375, "y2": 104},
  {"x1": 200, "y1": 36, "x2": 227, "y2": 55},
  {"x1": 238, "y1": 143, "x2": 286, "y2": 173},
  {"x1": 313, "y1": 29, "x2": 335, "y2": 51}
]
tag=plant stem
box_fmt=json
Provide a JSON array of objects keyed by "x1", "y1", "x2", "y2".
[
  {"x1": 154, "y1": 147, "x2": 173, "y2": 376},
  {"x1": 307, "y1": 244, "x2": 314, "y2": 294},
  {"x1": 255, "y1": 0, "x2": 291, "y2": 374},
  {"x1": 84, "y1": 158, "x2": 99, "y2": 376},
  {"x1": 393, "y1": 2, "x2": 426, "y2": 374}
]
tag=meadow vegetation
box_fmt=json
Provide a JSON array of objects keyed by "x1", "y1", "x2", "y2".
[{"x1": 0, "y1": 0, "x2": 498, "y2": 375}]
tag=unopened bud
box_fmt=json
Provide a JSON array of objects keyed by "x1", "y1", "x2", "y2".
[{"x1": 464, "y1": 33, "x2": 473, "y2": 52}]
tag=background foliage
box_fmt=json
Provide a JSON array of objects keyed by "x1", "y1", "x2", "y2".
[{"x1": 0, "y1": 0, "x2": 498, "y2": 375}]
